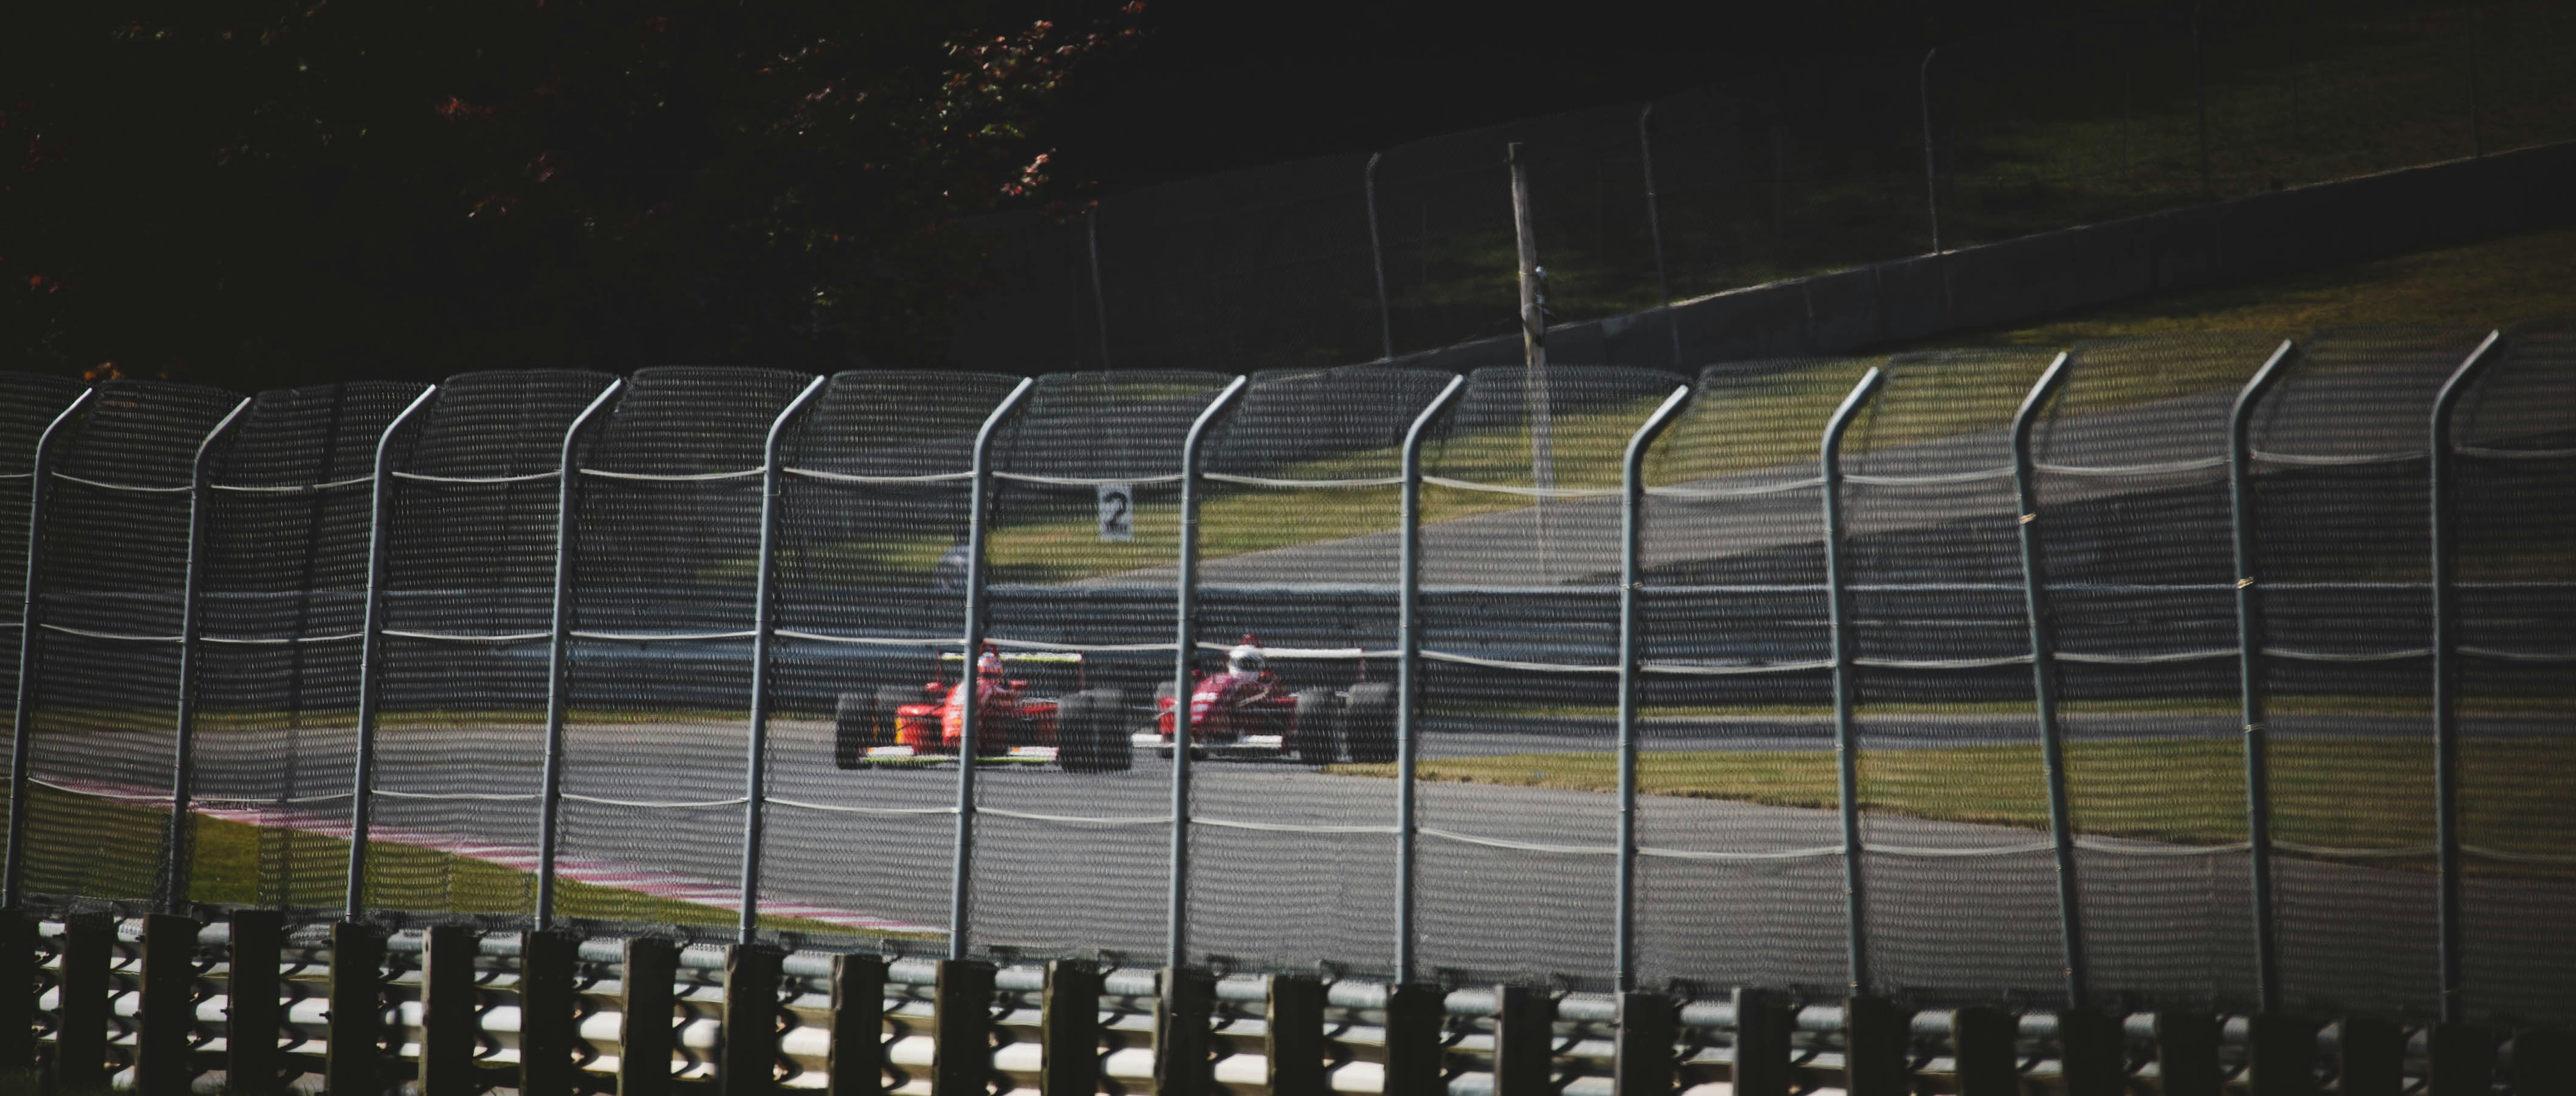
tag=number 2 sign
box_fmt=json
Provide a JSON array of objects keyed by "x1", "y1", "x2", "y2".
[{"x1": 1096, "y1": 483, "x2": 1135, "y2": 542}]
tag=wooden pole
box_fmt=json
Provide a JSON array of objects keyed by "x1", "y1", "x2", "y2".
[
  {"x1": 829, "y1": 954, "x2": 890, "y2": 1096},
  {"x1": 224, "y1": 909, "x2": 283, "y2": 1096},
  {"x1": 137, "y1": 913, "x2": 202, "y2": 1096},
  {"x1": 419, "y1": 925, "x2": 481, "y2": 1096},
  {"x1": 618, "y1": 937, "x2": 679, "y2": 1096},
  {"x1": 1263, "y1": 974, "x2": 1325, "y2": 1096}
]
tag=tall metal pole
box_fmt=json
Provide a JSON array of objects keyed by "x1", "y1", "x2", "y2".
[
  {"x1": 1087, "y1": 210, "x2": 1113, "y2": 371},
  {"x1": 1920, "y1": 49, "x2": 1942, "y2": 255},
  {"x1": 2008, "y1": 353, "x2": 2087, "y2": 1011},
  {"x1": 1366, "y1": 152, "x2": 1395, "y2": 362},
  {"x1": 2428, "y1": 329, "x2": 2502, "y2": 1025},
  {"x1": 1638, "y1": 104, "x2": 1681, "y2": 368},
  {"x1": 1615, "y1": 385, "x2": 1692, "y2": 994},
  {"x1": 341, "y1": 384, "x2": 439, "y2": 919},
  {"x1": 738, "y1": 375, "x2": 828, "y2": 945},
  {"x1": 950, "y1": 377, "x2": 1037, "y2": 960},
  {"x1": 1167, "y1": 375, "x2": 1251, "y2": 967},
  {"x1": 162, "y1": 397, "x2": 252, "y2": 916},
  {"x1": 1396, "y1": 374, "x2": 1467, "y2": 985},
  {"x1": 534, "y1": 379, "x2": 623, "y2": 933},
  {"x1": 2227, "y1": 339, "x2": 2296, "y2": 1013},
  {"x1": 1821, "y1": 368, "x2": 1885, "y2": 997},
  {"x1": 2, "y1": 388, "x2": 94, "y2": 910},
  {"x1": 1508, "y1": 143, "x2": 1555, "y2": 580}
]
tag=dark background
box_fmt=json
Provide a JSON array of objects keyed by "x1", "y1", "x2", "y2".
[{"x1": 1, "y1": 0, "x2": 2080, "y2": 391}]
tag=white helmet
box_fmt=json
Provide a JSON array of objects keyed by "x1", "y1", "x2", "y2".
[{"x1": 1227, "y1": 642, "x2": 1265, "y2": 674}]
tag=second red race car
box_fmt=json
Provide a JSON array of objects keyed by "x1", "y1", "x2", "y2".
[
  {"x1": 834, "y1": 649, "x2": 1134, "y2": 772},
  {"x1": 1133, "y1": 637, "x2": 1397, "y2": 764}
]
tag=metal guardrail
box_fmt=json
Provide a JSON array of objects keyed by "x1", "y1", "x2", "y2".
[{"x1": 11, "y1": 910, "x2": 2560, "y2": 1096}]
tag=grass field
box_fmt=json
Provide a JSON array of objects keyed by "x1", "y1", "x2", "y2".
[
  {"x1": 1331, "y1": 736, "x2": 2576, "y2": 874},
  {"x1": 4, "y1": 783, "x2": 885, "y2": 934}
]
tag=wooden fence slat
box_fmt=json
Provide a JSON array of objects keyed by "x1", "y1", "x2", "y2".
[
  {"x1": 0, "y1": 909, "x2": 32, "y2": 1072},
  {"x1": 2245, "y1": 1013, "x2": 2320, "y2": 1096},
  {"x1": 1730, "y1": 988, "x2": 1794, "y2": 1096},
  {"x1": 325, "y1": 920, "x2": 388, "y2": 1096},
  {"x1": 1843, "y1": 996, "x2": 1911, "y2": 1096},
  {"x1": 1951, "y1": 1005, "x2": 2016, "y2": 1096},
  {"x1": 619, "y1": 937, "x2": 677, "y2": 1096},
  {"x1": 828, "y1": 953, "x2": 888, "y2": 1096},
  {"x1": 224, "y1": 910, "x2": 282, "y2": 1096},
  {"x1": 2427, "y1": 1022, "x2": 2497, "y2": 1096},
  {"x1": 518, "y1": 929, "x2": 579, "y2": 1096},
  {"x1": 2337, "y1": 1015, "x2": 2403, "y2": 1096},
  {"x1": 723, "y1": 943, "x2": 784, "y2": 1096},
  {"x1": 930, "y1": 958, "x2": 995, "y2": 1096},
  {"x1": 137, "y1": 913, "x2": 200, "y2": 1096},
  {"x1": 1494, "y1": 984, "x2": 1556, "y2": 1096},
  {"x1": 1263, "y1": 973, "x2": 1324, "y2": 1096},
  {"x1": 1612, "y1": 991, "x2": 1675, "y2": 1096},
  {"x1": 1382, "y1": 983, "x2": 1447, "y2": 1096},
  {"x1": 1155, "y1": 966, "x2": 1214, "y2": 1096},
  {"x1": 1039, "y1": 959, "x2": 1101, "y2": 1096},
  {"x1": 2152, "y1": 1012, "x2": 2221, "y2": 1096},
  {"x1": 2059, "y1": 1008, "x2": 2124, "y2": 1096}
]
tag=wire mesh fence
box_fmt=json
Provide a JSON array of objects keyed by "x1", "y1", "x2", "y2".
[
  {"x1": 1, "y1": 321, "x2": 2569, "y2": 1025},
  {"x1": 946, "y1": 2, "x2": 2576, "y2": 377}
]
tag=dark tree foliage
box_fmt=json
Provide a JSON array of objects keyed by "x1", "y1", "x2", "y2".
[{"x1": 2, "y1": 1, "x2": 1140, "y2": 388}]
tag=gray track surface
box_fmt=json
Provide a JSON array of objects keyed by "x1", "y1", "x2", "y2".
[{"x1": 128, "y1": 711, "x2": 2572, "y2": 1016}]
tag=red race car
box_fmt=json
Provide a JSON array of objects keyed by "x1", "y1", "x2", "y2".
[
  {"x1": 835, "y1": 649, "x2": 1133, "y2": 772},
  {"x1": 1135, "y1": 637, "x2": 1396, "y2": 764}
]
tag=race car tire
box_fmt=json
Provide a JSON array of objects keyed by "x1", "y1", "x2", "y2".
[
  {"x1": 1291, "y1": 688, "x2": 1339, "y2": 765},
  {"x1": 1087, "y1": 688, "x2": 1132, "y2": 773},
  {"x1": 834, "y1": 693, "x2": 874, "y2": 770},
  {"x1": 1342, "y1": 682, "x2": 1398, "y2": 765},
  {"x1": 1055, "y1": 691, "x2": 1097, "y2": 772}
]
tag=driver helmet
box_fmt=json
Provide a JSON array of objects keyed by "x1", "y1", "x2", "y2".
[
  {"x1": 977, "y1": 651, "x2": 1006, "y2": 680},
  {"x1": 1227, "y1": 637, "x2": 1265, "y2": 675}
]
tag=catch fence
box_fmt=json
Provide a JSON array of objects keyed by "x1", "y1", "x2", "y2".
[
  {"x1": 950, "y1": 2, "x2": 2576, "y2": 377},
  {"x1": 1, "y1": 324, "x2": 2571, "y2": 1033}
]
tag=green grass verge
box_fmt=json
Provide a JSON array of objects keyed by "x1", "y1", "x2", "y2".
[
  {"x1": 4, "y1": 783, "x2": 908, "y2": 936},
  {"x1": 1330, "y1": 737, "x2": 2576, "y2": 874}
]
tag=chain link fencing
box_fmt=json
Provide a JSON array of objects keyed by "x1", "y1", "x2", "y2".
[
  {"x1": 947, "y1": 2, "x2": 2576, "y2": 377},
  {"x1": 2, "y1": 321, "x2": 2569, "y2": 1024}
]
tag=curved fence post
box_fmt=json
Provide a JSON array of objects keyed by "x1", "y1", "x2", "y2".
[
  {"x1": 2226, "y1": 339, "x2": 2296, "y2": 1013},
  {"x1": 2008, "y1": 352, "x2": 2086, "y2": 1010},
  {"x1": 1395, "y1": 373, "x2": 1467, "y2": 984},
  {"x1": 1820, "y1": 367, "x2": 1885, "y2": 996},
  {"x1": 2427, "y1": 329, "x2": 2502, "y2": 1024},
  {"x1": 162, "y1": 397, "x2": 252, "y2": 914},
  {"x1": 738, "y1": 374, "x2": 828, "y2": 944},
  {"x1": 534, "y1": 378, "x2": 624, "y2": 933},
  {"x1": 1920, "y1": 49, "x2": 1941, "y2": 255},
  {"x1": 2, "y1": 388, "x2": 94, "y2": 909},
  {"x1": 1167, "y1": 374, "x2": 1251, "y2": 967},
  {"x1": 950, "y1": 376, "x2": 1038, "y2": 960},
  {"x1": 342, "y1": 384, "x2": 439, "y2": 920},
  {"x1": 1615, "y1": 383, "x2": 1692, "y2": 993}
]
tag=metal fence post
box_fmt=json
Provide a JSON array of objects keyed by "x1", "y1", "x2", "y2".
[
  {"x1": 1396, "y1": 374, "x2": 1468, "y2": 984},
  {"x1": 343, "y1": 384, "x2": 438, "y2": 919},
  {"x1": 739, "y1": 375, "x2": 828, "y2": 944},
  {"x1": 3, "y1": 388, "x2": 92, "y2": 909},
  {"x1": 2008, "y1": 352, "x2": 2087, "y2": 1010},
  {"x1": 1821, "y1": 367, "x2": 1886, "y2": 997},
  {"x1": 1638, "y1": 103, "x2": 1681, "y2": 367},
  {"x1": 2228, "y1": 339, "x2": 2296, "y2": 1013},
  {"x1": 1919, "y1": 49, "x2": 1942, "y2": 254},
  {"x1": 1087, "y1": 210, "x2": 1112, "y2": 371},
  {"x1": 950, "y1": 377, "x2": 1037, "y2": 959},
  {"x1": 1168, "y1": 375, "x2": 1251, "y2": 968},
  {"x1": 162, "y1": 397, "x2": 252, "y2": 914},
  {"x1": 1616, "y1": 384, "x2": 1692, "y2": 993},
  {"x1": 535, "y1": 378, "x2": 623, "y2": 932},
  {"x1": 2428, "y1": 330, "x2": 2502, "y2": 1025},
  {"x1": 1366, "y1": 152, "x2": 1394, "y2": 361}
]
